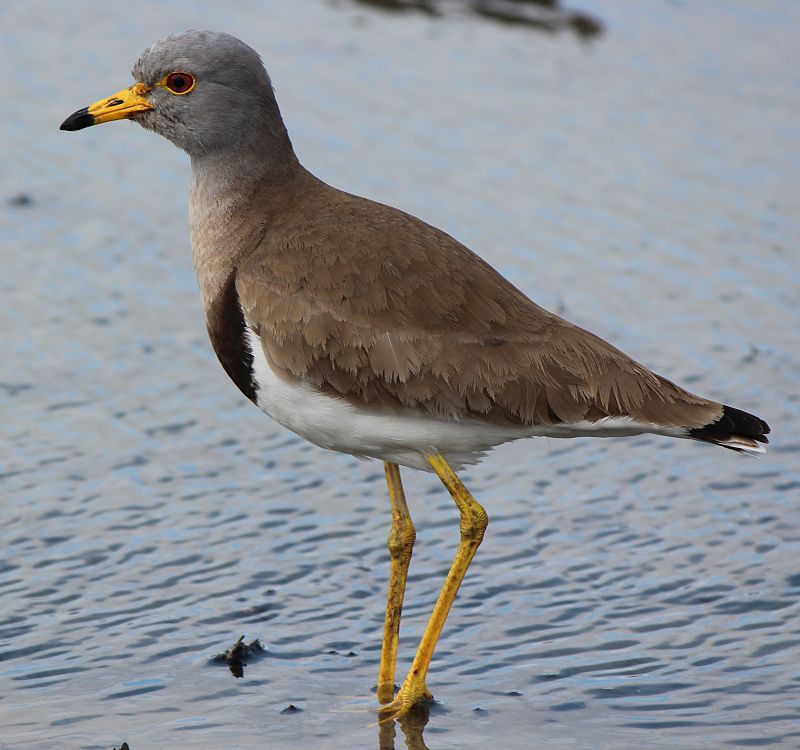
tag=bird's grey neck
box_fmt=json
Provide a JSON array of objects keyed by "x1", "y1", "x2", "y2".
[
  {"x1": 189, "y1": 143, "x2": 301, "y2": 311},
  {"x1": 190, "y1": 130, "x2": 299, "y2": 198}
]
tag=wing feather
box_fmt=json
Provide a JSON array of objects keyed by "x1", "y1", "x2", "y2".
[{"x1": 235, "y1": 183, "x2": 719, "y2": 429}]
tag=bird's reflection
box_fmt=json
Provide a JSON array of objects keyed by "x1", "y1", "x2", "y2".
[{"x1": 378, "y1": 703, "x2": 431, "y2": 750}]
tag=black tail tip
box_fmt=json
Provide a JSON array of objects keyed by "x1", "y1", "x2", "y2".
[{"x1": 690, "y1": 404, "x2": 770, "y2": 453}]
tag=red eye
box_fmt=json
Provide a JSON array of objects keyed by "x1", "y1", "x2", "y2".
[{"x1": 165, "y1": 72, "x2": 195, "y2": 94}]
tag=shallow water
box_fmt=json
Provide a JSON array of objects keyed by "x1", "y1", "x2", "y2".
[{"x1": 1, "y1": 1, "x2": 799, "y2": 748}]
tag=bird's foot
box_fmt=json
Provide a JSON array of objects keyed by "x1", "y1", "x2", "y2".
[{"x1": 378, "y1": 681, "x2": 433, "y2": 722}]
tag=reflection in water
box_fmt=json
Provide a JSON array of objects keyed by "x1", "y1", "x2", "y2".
[
  {"x1": 350, "y1": 0, "x2": 603, "y2": 38},
  {"x1": 379, "y1": 705, "x2": 431, "y2": 750}
]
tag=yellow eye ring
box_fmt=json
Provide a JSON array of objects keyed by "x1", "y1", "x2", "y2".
[{"x1": 161, "y1": 72, "x2": 195, "y2": 95}]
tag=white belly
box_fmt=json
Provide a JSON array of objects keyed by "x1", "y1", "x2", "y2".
[{"x1": 243, "y1": 328, "x2": 683, "y2": 471}]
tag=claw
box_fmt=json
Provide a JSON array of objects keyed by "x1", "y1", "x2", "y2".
[{"x1": 377, "y1": 685, "x2": 434, "y2": 722}]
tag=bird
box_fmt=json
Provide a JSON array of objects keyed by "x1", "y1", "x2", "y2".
[{"x1": 61, "y1": 30, "x2": 770, "y2": 720}]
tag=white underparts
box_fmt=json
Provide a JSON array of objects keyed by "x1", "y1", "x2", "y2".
[
  {"x1": 243, "y1": 327, "x2": 692, "y2": 471},
  {"x1": 703, "y1": 434, "x2": 767, "y2": 455}
]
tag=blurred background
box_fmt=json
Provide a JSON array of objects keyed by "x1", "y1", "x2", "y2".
[{"x1": 1, "y1": 1, "x2": 798, "y2": 748}]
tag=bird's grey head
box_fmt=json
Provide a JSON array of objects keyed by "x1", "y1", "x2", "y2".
[{"x1": 61, "y1": 31, "x2": 296, "y2": 165}]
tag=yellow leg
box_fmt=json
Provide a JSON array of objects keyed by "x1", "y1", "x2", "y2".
[
  {"x1": 377, "y1": 462, "x2": 418, "y2": 704},
  {"x1": 379, "y1": 454, "x2": 488, "y2": 721}
]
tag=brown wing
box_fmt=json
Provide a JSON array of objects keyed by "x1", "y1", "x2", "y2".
[{"x1": 235, "y1": 183, "x2": 719, "y2": 429}]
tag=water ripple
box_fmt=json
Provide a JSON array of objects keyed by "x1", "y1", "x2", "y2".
[{"x1": 2, "y1": 1, "x2": 799, "y2": 748}]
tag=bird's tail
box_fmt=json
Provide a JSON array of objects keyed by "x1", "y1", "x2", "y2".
[{"x1": 689, "y1": 404, "x2": 770, "y2": 455}]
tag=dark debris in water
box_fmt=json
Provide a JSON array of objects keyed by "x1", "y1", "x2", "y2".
[
  {"x1": 7, "y1": 193, "x2": 35, "y2": 208},
  {"x1": 348, "y1": 0, "x2": 603, "y2": 38},
  {"x1": 113, "y1": 744, "x2": 130, "y2": 750},
  {"x1": 281, "y1": 703, "x2": 303, "y2": 714},
  {"x1": 211, "y1": 635, "x2": 267, "y2": 678},
  {"x1": 0, "y1": 382, "x2": 33, "y2": 397}
]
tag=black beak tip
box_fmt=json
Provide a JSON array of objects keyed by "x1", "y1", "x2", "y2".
[{"x1": 60, "y1": 107, "x2": 95, "y2": 131}]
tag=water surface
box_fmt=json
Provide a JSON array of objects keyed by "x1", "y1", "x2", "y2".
[{"x1": 1, "y1": 1, "x2": 799, "y2": 748}]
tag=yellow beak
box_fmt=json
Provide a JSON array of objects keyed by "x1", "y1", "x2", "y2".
[{"x1": 61, "y1": 83, "x2": 153, "y2": 131}]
